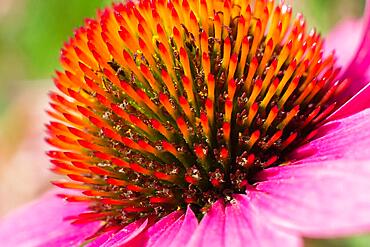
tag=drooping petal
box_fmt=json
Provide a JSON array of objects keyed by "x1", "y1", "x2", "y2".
[
  {"x1": 225, "y1": 199, "x2": 303, "y2": 247},
  {"x1": 325, "y1": 19, "x2": 363, "y2": 75},
  {"x1": 335, "y1": 0, "x2": 370, "y2": 98},
  {"x1": 291, "y1": 109, "x2": 370, "y2": 162},
  {"x1": 328, "y1": 79, "x2": 370, "y2": 120},
  {"x1": 248, "y1": 159, "x2": 370, "y2": 237},
  {"x1": 0, "y1": 189, "x2": 101, "y2": 247},
  {"x1": 186, "y1": 200, "x2": 225, "y2": 247}
]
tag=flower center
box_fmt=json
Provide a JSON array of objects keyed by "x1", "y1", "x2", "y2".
[{"x1": 48, "y1": 0, "x2": 345, "y2": 233}]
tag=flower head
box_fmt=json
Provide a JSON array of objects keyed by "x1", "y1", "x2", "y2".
[
  {"x1": 1, "y1": 0, "x2": 370, "y2": 246},
  {"x1": 49, "y1": 0, "x2": 344, "y2": 228}
]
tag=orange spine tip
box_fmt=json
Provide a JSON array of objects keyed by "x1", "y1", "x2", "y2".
[
  {"x1": 203, "y1": 53, "x2": 211, "y2": 82},
  {"x1": 245, "y1": 56, "x2": 258, "y2": 93},
  {"x1": 214, "y1": 14, "x2": 222, "y2": 50},
  {"x1": 179, "y1": 96, "x2": 193, "y2": 121},
  {"x1": 278, "y1": 76, "x2": 299, "y2": 109},
  {"x1": 233, "y1": 15, "x2": 246, "y2": 54},
  {"x1": 227, "y1": 54, "x2": 238, "y2": 83},
  {"x1": 177, "y1": 117, "x2": 191, "y2": 144},
  {"x1": 280, "y1": 132, "x2": 298, "y2": 150},
  {"x1": 246, "y1": 102, "x2": 258, "y2": 127},
  {"x1": 182, "y1": 76, "x2": 195, "y2": 105},
  {"x1": 246, "y1": 78, "x2": 262, "y2": 109},
  {"x1": 263, "y1": 105, "x2": 279, "y2": 131},
  {"x1": 201, "y1": 30, "x2": 209, "y2": 55},
  {"x1": 265, "y1": 130, "x2": 283, "y2": 149},
  {"x1": 260, "y1": 78, "x2": 279, "y2": 110},
  {"x1": 200, "y1": 112, "x2": 211, "y2": 143},
  {"x1": 258, "y1": 39, "x2": 274, "y2": 74},
  {"x1": 238, "y1": 36, "x2": 250, "y2": 75},
  {"x1": 277, "y1": 105, "x2": 299, "y2": 130},
  {"x1": 222, "y1": 37, "x2": 231, "y2": 69},
  {"x1": 263, "y1": 156, "x2": 278, "y2": 168},
  {"x1": 248, "y1": 130, "x2": 260, "y2": 150}
]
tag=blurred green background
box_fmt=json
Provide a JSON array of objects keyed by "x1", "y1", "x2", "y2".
[{"x1": 0, "y1": 0, "x2": 368, "y2": 246}]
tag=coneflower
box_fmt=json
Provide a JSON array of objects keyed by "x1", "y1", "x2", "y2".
[{"x1": 1, "y1": 0, "x2": 370, "y2": 246}]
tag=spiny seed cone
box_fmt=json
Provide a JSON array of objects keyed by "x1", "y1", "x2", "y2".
[{"x1": 48, "y1": 0, "x2": 345, "y2": 233}]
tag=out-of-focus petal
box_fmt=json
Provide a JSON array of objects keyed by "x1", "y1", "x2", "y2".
[
  {"x1": 291, "y1": 109, "x2": 370, "y2": 162},
  {"x1": 343, "y1": 0, "x2": 370, "y2": 95},
  {"x1": 186, "y1": 200, "x2": 225, "y2": 247},
  {"x1": 249, "y1": 159, "x2": 370, "y2": 237},
  {"x1": 328, "y1": 80, "x2": 370, "y2": 120},
  {"x1": 225, "y1": 199, "x2": 302, "y2": 247},
  {"x1": 0, "y1": 189, "x2": 101, "y2": 247},
  {"x1": 332, "y1": 0, "x2": 370, "y2": 98},
  {"x1": 325, "y1": 20, "x2": 363, "y2": 74}
]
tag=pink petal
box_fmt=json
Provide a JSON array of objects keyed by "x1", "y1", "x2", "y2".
[
  {"x1": 150, "y1": 216, "x2": 185, "y2": 247},
  {"x1": 186, "y1": 200, "x2": 225, "y2": 247},
  {"x1": 84, "y1": 219, "x2": 146, "y2": 247},
  {"x1": 248, "y1": 159, "x2": 370, "y2": 237},
  {"x1": 226, "y1": 197, "x2": 303, "y2": 247},
  {"x1": 291, "y1": 109, "x2": 370, "y2": 162},
  {"x1": 328, "y1": 80, "x2": 370, "y2": 121},
  {"x1": 0, "y1": 189, "x2": 100, "y2": 247},
  {"x1": 92, "y1": 219, "x2": 148, "y2": 247},
  {"x1": 168, "y1": 206, "x2": 198, "y2": 247},
  {"x1": 121, "y1": 210, "x2": 183, "y2": 246},
  {"x1": 325, "y1": 20, "x2": 363, "y2": 75},
  {"x1": 341, "y1": 0, "x2": 370, "y2": 94}
]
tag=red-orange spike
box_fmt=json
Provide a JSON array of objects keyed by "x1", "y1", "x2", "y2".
[
  {"x1": 248, "y1": 130, "x2": 260, "y2": 150},
  {"x1": 277, "y1": 105, "x2": 300, "y2": 130},
  {"x1": 182, "y1": 76, "x2": 196, "y2": 106},
  {"x1": 238, "y1": 36, "x2": 250, "y2": 75},
  {"x1": 177, "y1": 117, "x2": 191, "y2": 144},
  {"x1": 227, "y1": 54, "x2": 238, "y2": 83},
  {"x1": 179, "y1": 96, "x2": 193, "y2": 121},
  {"x1": 246, "y1": 78, "x2": 262, "y2": 109},
  {"x1": 265, "y1": 130, "x2": 283, "y2": 149},
  {"x1": 200, "y1": 112, "x2": 211, "y2": 144},
  {"x1": 280, "y1": 132, "x2": 298, "y2": 150},
  {"x1": 245, "y1": 102, "x2": 258, "y2": 127},
  {"x1": 223, "y1": 122, "x2": 231, "y2": 144},
  {"x1": 263, "y1": 105, "x2": 279, "y2": 131},
  {"x1": 223, "y1": 37, "x2": 231, "y2": 69},
  {"x1": 245, "y1": 56, "x2": 258, "y2": 93}
]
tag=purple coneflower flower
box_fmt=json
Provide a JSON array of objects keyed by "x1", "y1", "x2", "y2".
[{"x1": 1, "y1": 0, "x2": 370, "y2": 246}]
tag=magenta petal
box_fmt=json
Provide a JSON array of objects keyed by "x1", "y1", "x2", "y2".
[
  {"x1": 328, "y1": 81, "x2": 370, "y2": 120},
  {"x1": 341, "y1": 0, "x2": 370, "y2": 94},
  {"x1": 168, "y1": 206, "x2": 198, "y2": 247},
  {"x1": 91, "y1": 219, "x2": 147, "y2": 247},
  {"x1": 150, "y1": 216, "x2": 184, "y2": 247},
  {"x1": 121, "y1": 210, "x2": 183, "y2": 246},
  {"x1": 227, "y1": 197, "x2": 303, "y2": 247},
  {"x1": 249, "y1": 159, "x2": 370, "y2": 237},
  {"x1": 85, "y1": 219, "x2": 146, "y2": 247},
  {"x1": 325, "y1": 19, "x2": 363, "y2": 75},
  {"x1": 291, "y1": 109, "x2": 370, "y2": 162},
  {"x1": 0, "y1": 189, "x2": 100, "y2": 247},
  {"x1": 186, "y1": 200, "x2": 225, "y2": 247}
]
